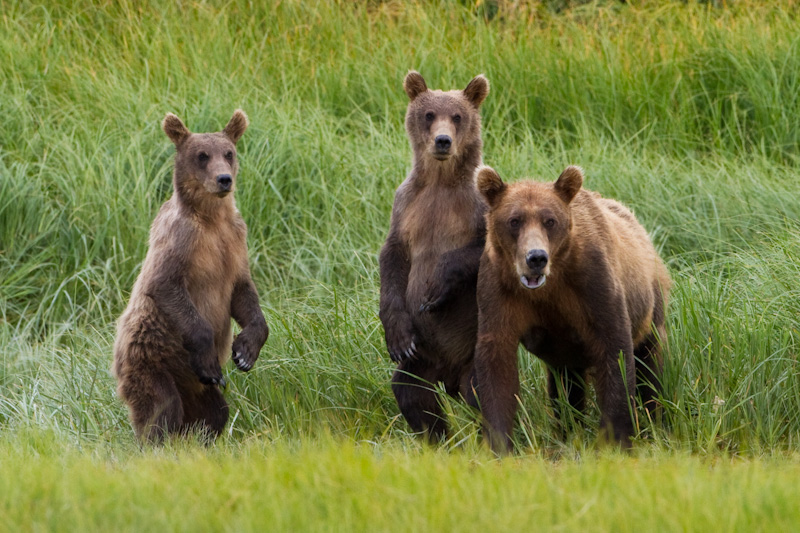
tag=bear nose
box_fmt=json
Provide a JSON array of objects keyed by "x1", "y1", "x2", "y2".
[
  {"x1": 217, "y1": 174, "x2": 232, "y2": 190},
  {"x1": 434, "y1": 135, "x2": 452, "y2": 152},
  {"x1": 526, "y1": 249, "x2": 548, "y2": 271}
]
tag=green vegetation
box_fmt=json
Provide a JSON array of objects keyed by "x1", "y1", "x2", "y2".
[
  {"x1": 1, "y1": 0, "x2": 800, "y2": 529},
  {"x1": 3, "y1": 431, "x2": 800, "y2": 531}
]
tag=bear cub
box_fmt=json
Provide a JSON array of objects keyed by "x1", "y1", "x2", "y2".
[
  {"x1": 379, "y1": 71, "x2": 490, "y2": 440},
  {"x1": 475, "y1": 165, "x2": 670, "y2": 453},
  {"x1": 113, "y1": 110, "x2": 269, "y2": 442}
]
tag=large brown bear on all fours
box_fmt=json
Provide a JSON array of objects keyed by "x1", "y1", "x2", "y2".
[
  {"x1": 379, "y1": 71, "x2": 490, "y2": 440},
  {"x1": 474, "y1": 165, "x2": 670, "y2": 453},
  {"x1": 113, "y1": 110, "x2": 269, "y2": 442}
]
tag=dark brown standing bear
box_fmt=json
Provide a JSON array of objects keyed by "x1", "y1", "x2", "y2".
[
  {"x1": 379, "y1": 71, "x2": 490, "y2": 440},
  {"x1": 474, "y1": 165, "x2": 670, "y2": 453},
  {"x1": 113, "y1": 110, "x2": 269, "y2": 442}
]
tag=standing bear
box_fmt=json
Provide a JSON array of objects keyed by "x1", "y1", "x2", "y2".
[
  {"x1": 379, "y1": 71, "x2": 490, "y2": 440},
  {"x1": 474, "y1": 165, "x2": 670, "y2": 453},
  {"x1": 113, "y1": 110, "x2": 269, "y2": 442}
]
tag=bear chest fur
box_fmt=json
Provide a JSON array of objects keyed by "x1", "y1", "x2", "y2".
[
  {"x1": 399, "y1": 184, "x2": 483, "y2": 306},
  {"x1": 400, "y1": 185, "x2": 481, "y2": 259},
  {"x1": 185, "y1": 215, "x2": 247, "y2": 340}
]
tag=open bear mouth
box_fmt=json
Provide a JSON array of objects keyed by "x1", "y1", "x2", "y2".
[{"x1": 520, "y1": 274, "x2": 546, "y2": 289}]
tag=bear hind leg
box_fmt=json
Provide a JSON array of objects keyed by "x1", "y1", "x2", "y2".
[
  {"x1": 392, "y1": 360, "x2": 447, "y2": 442},
  {"x1": 182, "y1": 385, "x2": 229, "y2": 442},
  {"x1": 455, "y1": 361, "x2": 479, "y2": 410},
  {"x1": 547, "y1": 367, "x2": 586, "y2": 436},
  {"x1": 636, "y1": 284, "x2": 668, "y2": 410},
  {"x1": 593, "y1": 351, "x2": 636, "y2": 448},
  {"x1": 120, "y1": 371, "x2": 185, "y2": 443},
  {"x1": 634, "y1": 326, "x2": 665, "y2": 412}
]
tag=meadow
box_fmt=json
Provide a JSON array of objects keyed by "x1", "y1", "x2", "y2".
[{"x1": 1, "y1": 0, "x2": 800, "y2": 529}]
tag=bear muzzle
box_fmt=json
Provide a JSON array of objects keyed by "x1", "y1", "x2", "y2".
[
  {"x1": 526, "y1": 249, "x2": 548, "y2": 270},
  {"x1": 215, "y1": 174, "x2": 233, "y2": 196},
  {"x1": 518, "y1": 249, "x2": 549, "y2": 290},
  {"x1": 432, "y1": 135, "x2": 453, "y2": 160},
  {"x1": 520, "y1": 273, "x2": 546, "y2": 290}
]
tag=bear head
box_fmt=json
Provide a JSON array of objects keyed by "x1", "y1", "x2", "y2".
[
  {"x1": 477, "y1": 165, "x2": 583, "y2": 290},
  {"x1": 162, "y1": 110, "x2": 249, "y2": 202},
  {"x1": 403, "y1": 71, "x2": 489, "y2": 165}
]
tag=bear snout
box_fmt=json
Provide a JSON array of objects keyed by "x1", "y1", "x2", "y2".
[
  {"x1": 525, "y1": 249, "x2": 548, "y2": 271},
  {"x1": 433, "y1": 135, "x2": 452, "y2": 157},
  {"x1": 434, "y1": 135, "x2": 452, "y2": 151},
  {"x1": 216, "y1": 174, "x2": 233, "y2": 192},
  {"x1": 517, "y1": 249, "x2": 549, "y2": 290}
]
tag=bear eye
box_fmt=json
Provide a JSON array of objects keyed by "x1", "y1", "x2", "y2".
[
  {"x1": 544, "y1": 218, "x2": 556, "y2": 229},
  {"x1": 425, "y1": 112, "x2": 435, "y2": 121},
  {"x1": 198, "y1": 152, "x2": 209, "y2": 163},
  {"x1": 453, "y1": 114, "x2": 461, "y2": 123},
  {"x1": 508, "y1": 217, "x2": 521, "y2": 229},
  {"x1": 225, "y1": 151, "x2": 234, "y2": 161}
]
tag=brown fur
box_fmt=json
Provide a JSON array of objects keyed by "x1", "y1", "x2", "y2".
[
  {"x1": 474, "y1": 165, "x2": 670, "y2": 453},
  {"x1": 113, "y1": 110, "x2": 269, "y2": 442},
  {"x1": 379, "y1": 71, "x2": 490, "y2": 440}
]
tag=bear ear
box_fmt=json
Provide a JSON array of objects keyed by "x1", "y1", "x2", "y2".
[
  {"x1": 223, "y1": 109, "x2": 249, "y2": 144},
  {"x1": 162, "y1": 113, "x2": 191, "y2": 146},
  {"x1": 554, "y1": 166, "x2": 584, "y2": 204},
  {"x1": 404, "y1": 71, "x2": 428, "y2": 101},
  {"x1": 463, "y1": 74, "x2": 489, "y2": 108},
  {"x1": 477, "y1": 166, "x2": 506, "y2": 207}
]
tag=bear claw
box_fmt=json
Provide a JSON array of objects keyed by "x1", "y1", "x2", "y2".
[
  {"x1": 199, "y1": 374, "x2": 225, "y2": 387},
  {"x1": 398, "y1": 342, "x2": 418, "y2": 362},
  {"x1": 419, "y1": 300, "x2": 439, "y2": 313},
  {"x1": 232, "y1": 348, "x2": 255, "y2": 372}
]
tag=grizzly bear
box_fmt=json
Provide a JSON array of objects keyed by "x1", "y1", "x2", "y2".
[
  {"x1": 379, "y1": 71, "x2": 490, "y2": 440},
  {"x1": 113, "y1": 110, "x2": 269, "y2": 442},
  {"x1": 474, "y1": 165, "x2": 670, "y2": 453}
]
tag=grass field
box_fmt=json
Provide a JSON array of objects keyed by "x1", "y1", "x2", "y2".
[{"x1": 2, "y1": 0, "x2": 800, "y2": 529}]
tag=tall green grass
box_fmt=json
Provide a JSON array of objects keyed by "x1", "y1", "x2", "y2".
[{"x1": 1, "y1": 0, "x2": 800, "y2": 471}]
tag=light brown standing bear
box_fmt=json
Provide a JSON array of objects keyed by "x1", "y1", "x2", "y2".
[
  {"x1": 379, "y1": 71, "x2": 489, "y2": 440},
  {"x1": 113, "y1": 110, "x2": 269, "y2": 442},
  {"x1": 474, "y1": 165, "x2": 670, "y2": 453}
]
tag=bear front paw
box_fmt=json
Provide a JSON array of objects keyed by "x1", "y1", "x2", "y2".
[
  {"x1": 231, "y1": 331, "x2": 261, "y2": 372},
  {"x1": 419, "y1": 280, "x2": 452, "y2": 314},
  {"x1": 385, "y1": 322, "x2": 420, "y2": 363},
  {"x1": 190, "y1": 355, "x2": 225, "y2": 387},
  {"x1": 419, "y1": 295, "x2": 445, "y2": 313}
]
